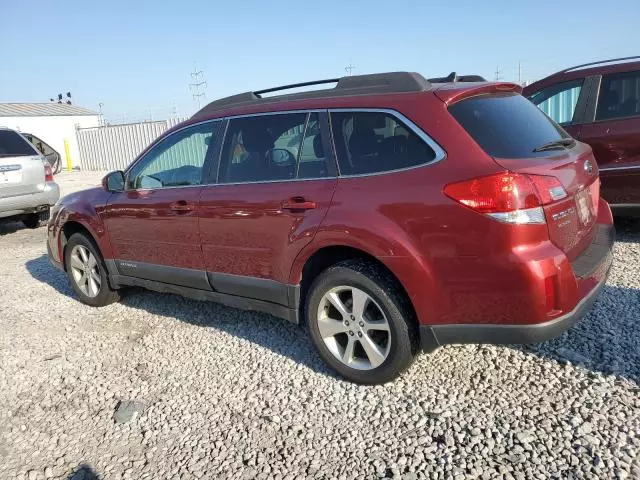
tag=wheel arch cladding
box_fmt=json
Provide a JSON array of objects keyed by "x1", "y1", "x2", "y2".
[
  {"x1": 61, "y1": 221, "x2": 101, "y2": 270},
  {"x1": 297, "y1": 245, "x2": 418, "y2": 328}
]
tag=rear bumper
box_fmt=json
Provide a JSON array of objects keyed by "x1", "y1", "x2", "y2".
[
  {"x1": 420, "y1": 265, "x2": 610, "y2": 351},
  {"x1": 0, "y1": 182, "x2": 60, "y2": 219},
  {"x1": 420, "y1": 220, "x2": 614, "y2": 352}
]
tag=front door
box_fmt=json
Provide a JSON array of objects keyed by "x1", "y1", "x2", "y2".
[
  {"x1": 101, "y1": 120, "x2": 221, "y2": 289},
  {"x1": 199, "y1": 111, "x2": 337, "y2": 305}
]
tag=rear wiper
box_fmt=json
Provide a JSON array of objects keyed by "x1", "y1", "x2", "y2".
[{"x1": 532, "y1": 138, "x2": 575, "y2": 152}]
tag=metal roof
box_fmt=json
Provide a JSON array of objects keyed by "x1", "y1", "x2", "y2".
[{"x1": 0, "y1": 103, "x2": 99, "y2": 117}]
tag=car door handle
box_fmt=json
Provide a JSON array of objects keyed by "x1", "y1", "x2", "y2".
[
  {"x1": 281, "y1": 197, "x2": 317, "y2": 211},
  {"x1": 169, "y1": 200, "x2": 195, "y2": 213}
]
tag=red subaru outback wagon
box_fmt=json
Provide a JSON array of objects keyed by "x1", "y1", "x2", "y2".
[{"x1": 47, "y1": 72, "x2": 614, "y2": 384}]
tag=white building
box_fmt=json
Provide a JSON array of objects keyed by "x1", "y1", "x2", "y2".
[{"x1": 0, "y1": 103, "x2": 101, "y2": 169}]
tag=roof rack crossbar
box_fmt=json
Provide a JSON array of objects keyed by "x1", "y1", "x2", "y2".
[
  {"x1": 255, "y1": 78, "x2": 340, "y2": 96},
  {"x1": 557, "y1": 56, "x2": 640, "y2": 75}
]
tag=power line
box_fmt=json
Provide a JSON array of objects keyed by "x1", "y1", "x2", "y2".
[
  {"x1": 345, "y1": 63, "x2": 355, "y2": 76},
  {"x1": 494, "y1": 66, "x2": 502, "y2": 81},
  {"x1": 189, "y1": 67, "x2": 207, "y2": 110}
]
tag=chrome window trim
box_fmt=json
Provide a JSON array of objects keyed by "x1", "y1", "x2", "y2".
[
  {"x1": 328, "y1": 108, "x2": 447, "y2": 179},
  {"x1": 124, "y1": 118, "x2": 222, "y2": 191},
  {"x1": 224, "y1": 109, "x2": 324, "y2": 120},
  {"x1": 126, "y1": 107, "x2": 447, "y2": 190},
  {"x1": 599, "y1": 164, "x2": 640, "y2": 172},
  {"x1": 204, "y1": 176, "x2": 336, "y2": 187}
]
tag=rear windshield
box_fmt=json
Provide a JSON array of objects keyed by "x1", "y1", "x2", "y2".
[
  {"x1": 0, "y1": 130, "x2": 38, "y2": 157},
  {"x1": 449, "y1": 93, "x2": 570, "y2": 158}
]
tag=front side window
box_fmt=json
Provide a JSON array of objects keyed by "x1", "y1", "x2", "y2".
[
  {"x1": 329, "y1": 111, "x2": 437, "y2": 176},
  {"x1": 127, "y1": 122, "x2": 217, "y2": 189},
  {"x1": 218, "y1": 112, "x2": 311, "y2": 183},
  {"x1": 529, "y1": 79, "x2": 584, "y2": 124},
  {"x1": 596, "y1": 70, "x2": 640, "y2": 121}
]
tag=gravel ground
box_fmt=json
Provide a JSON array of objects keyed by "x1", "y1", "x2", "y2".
[{"x1": 0, "y1": 172, "x2": 638, "y2": 480}]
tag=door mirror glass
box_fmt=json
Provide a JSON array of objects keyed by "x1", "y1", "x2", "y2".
[{"x1": 103, "y1": 170, "x2": 125, "y2": 192}]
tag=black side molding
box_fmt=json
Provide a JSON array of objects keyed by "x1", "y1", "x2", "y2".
[
  {"x1": 109, "y1": 274, "x2": 299, "y2": 324},
  {"x1": 420, "y1": 264, "x2": 610, "y2": 351},
  {"x1": 115, "y1": 260, "x2": 211, "y2": 291},
  {"x1": 207, "y1": 271, "x2": 292, "y2": 307}
]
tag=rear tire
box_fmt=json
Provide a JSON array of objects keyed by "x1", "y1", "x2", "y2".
[
  {"x1": 305, "y1": 259, "x2": 417, "y2": 384},
  {"x1": 64, "y1": 233, "x2": 120, "y2": 307},
  {"x1": 22, "y1": 213, "x2": 42, "y2": 229}
]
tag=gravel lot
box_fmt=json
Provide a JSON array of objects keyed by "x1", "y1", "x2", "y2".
[{"x1": 0, "y1": 172, "x2": 638, "y2": 480}]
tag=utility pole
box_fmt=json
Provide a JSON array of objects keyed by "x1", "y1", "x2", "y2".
[
  {"x1": 189, "y1": 67, "x2": 207, "y2": 110},
  {"x1": 494, "y1": 66, "x2": 502, "y2": 81},
  {"x1": 517, "y1": 61, "x2": 522, "y2": 85},
  {"x1": 345, "y1": 63, "x2": 355, "y2": 76}
]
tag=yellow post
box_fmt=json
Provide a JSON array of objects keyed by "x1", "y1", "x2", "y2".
[{"x1": 64, "y1": 139, "x2": 73, "y2": 172}]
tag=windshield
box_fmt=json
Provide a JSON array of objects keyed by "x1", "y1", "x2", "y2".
[
  {"x1": 449, "y1": 93, "x2": 571, "y2": 158},
  {"x1": 0, "y1": 130, "x2": 39, "y2": 157}
]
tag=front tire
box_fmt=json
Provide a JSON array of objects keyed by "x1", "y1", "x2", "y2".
[
  {"x1": 64, "y1": 233, "x2": 120, "y2": 307},
  {"x1": 306, "y1": 260, "x2": 417, "y2": 384}
]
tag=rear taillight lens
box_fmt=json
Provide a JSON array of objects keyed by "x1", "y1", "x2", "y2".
[
  {"x1": 44, "y1": 163, "x2": 53, "y2": 182},
  {"x1": 444, "y1": 172, "x2": 566, "y2": 224}
]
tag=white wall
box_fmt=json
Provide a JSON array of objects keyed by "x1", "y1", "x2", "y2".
[{"x1": 0, "y1": 115, "x2": 101, "y2": 169}]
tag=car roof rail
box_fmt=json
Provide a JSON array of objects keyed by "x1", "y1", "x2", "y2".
[
  {"x1": 192, "y1": 72, "x2": 431, "y2": 119},
  {"x1": 553, "y1": 56, "x2": 640, "y2": 75},
  {"x1": 428, "y1": 72, "x2": 487, "y2": 83}
]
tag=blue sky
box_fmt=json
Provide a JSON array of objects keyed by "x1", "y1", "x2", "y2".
[{"x1": 1, "y1": 0, "x2": 638, "y2": 122}]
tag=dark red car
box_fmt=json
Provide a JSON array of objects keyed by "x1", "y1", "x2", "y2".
[
  {"x1": 47, "y1": 72, "x2": 614, "y2": 384},
  {"x1": 524, "y1": 56, "x2": 640, "y2": 216}
]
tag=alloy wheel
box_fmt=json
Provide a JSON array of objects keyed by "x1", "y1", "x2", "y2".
[
  {"x1": 69, "y1": 245, "x2": 101, "y2": 298},
  {"x1": 316, "y1": 286, "x2": 391, "y2": 370}
]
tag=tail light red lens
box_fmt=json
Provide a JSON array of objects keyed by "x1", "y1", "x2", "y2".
[
  {"x1": 44, "y1": 164, "x2": 53, "y2": 182},
  {"x1": 444, "y1": 172, "x2": 566, "y2": 214}
]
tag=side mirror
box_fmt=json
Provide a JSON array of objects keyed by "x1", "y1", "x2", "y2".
[{"x1": 102, "y1": 170, "x2": 125, "y2": 192}]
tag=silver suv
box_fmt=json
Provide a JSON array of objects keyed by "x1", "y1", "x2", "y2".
[{"x1": 0, "y1": 128, "x2": 60, "y2": 228}]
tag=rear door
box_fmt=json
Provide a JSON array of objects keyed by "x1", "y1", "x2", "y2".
[
  {"x1": 579, "y1": 70, "x2": 640, "y2": 205},
  {"x1": 0, "y1": 129, "x2": 45, "y2": 199},
  {"x1": 199, "y1": 111, "x2": 337, "y2": 304},
  {"x1": 449, "y1": 93, "x2": 600, "y2": 261}
]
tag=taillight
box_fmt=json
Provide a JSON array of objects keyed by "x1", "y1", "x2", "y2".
[
  {"x1": 44, "y1": 163, "x2": 53, "y2": 182},
  {"x1": 444, "y1": 172, "x2": 567, "y2": 224}
]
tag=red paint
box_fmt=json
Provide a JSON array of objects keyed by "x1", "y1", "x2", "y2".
[{"x1": 48, "y1": 80, "x2": 613, "y2": 331}]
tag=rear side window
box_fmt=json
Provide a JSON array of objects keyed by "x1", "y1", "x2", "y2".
[
  {"x1": 449, "y1": 94, "x2": 569, "y2": 158},
  {"x1": 596, "y1": 70, "x2": 640, "y2": 120},
  {"x1": 330, "y1": 111, "x2": 437, "y2": 176},
  {"x1": 218, "y1": 112, "x2": 333, "y2": 183},
  {"x1": 219, "y1": 113, "x2": 307, "y2": 183},
  {"x1": 0, "y1": 130, "x2": 38, "y2": 157}
]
